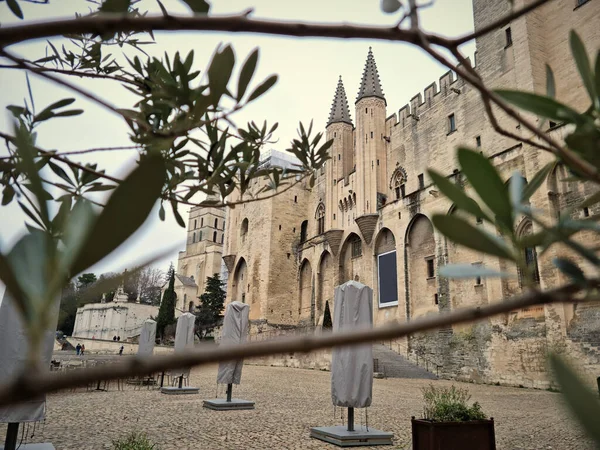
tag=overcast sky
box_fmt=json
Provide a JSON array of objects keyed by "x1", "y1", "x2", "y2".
[{"x1": 0, "y1": 0, "x2": 475, "y2": 295}]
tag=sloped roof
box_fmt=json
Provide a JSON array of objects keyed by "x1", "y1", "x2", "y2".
[
  {"x1": 356, "y1": 47, "x2": 385, "y2": 104},
  {"x1": 327, "y1": 76, "x2": 353, "y2": 127},
  {"x1": 176, "y1": 274, "x2": 197, "y2": 287}
]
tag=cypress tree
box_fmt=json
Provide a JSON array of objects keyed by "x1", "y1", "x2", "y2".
[{"x1": 156, "y1": 263, "x2": 176, "y2": 340}]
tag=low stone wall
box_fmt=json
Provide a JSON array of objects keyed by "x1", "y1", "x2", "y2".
[
  {"x1": 243, "y1": 322, "x2": 332, "y2": 371},
  {"x1": 66, "y1": 337, "x2": 173, "y2": 356}
]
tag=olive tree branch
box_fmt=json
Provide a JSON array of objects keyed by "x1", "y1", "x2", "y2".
[
  {"x1": 0, "y1": 278, "x2": 593, "y2": 408},
  {"x1": 0, "y1": 0, "x2": 553, "y2": 50}
]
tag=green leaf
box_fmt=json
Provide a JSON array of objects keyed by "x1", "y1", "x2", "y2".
[
  {"x1": 522, "y1": 162, "x2": 555, "y2": 202},
  {"x1": 7, "y1": 230, "x2": 53, "y2": 321},
  {"x1": 44, "y1": 98, "x2": 75, "y2": 111},
  {"x1": 509, "y1": 171, "x2": 525, "y2": 210},
  {"x1": 381, "y1": 0, "x2": 403, "y2": 14},
  {"x1": 71, "y1": 155, "x2": 167, "y2": 275},
  {"x1": 6, "y1": 105, "x2": 27, "y2": 117},
  {"x1": 457, "y1": 148, "x2": 513, "y2": 230},
  {"x1": 545, "y1": 64, "x2": 555, "y2": 99},
  {"x1": 6, "y1": 0, "x2": 23, "y2": 19},
  {"x1": 2, "y1": 185, "x2": 15, "y2": 206},
  {"x1": 158, "y1": 203, "x2": 165, "y2": 221},
  {"x1": 570, "y1": 30, "x2": 598, "y2": 110},
  {"x1": 53, "y1": 109, "x2": 84, "y2": 118},
  {"x1": 180, "y1": 0, "x2": 210, "y2": 14},
  {"x1": 428, "y1": 169, "x2": 487, "y2": 220},
  {"x1": 247, "y1": 75, "x2": 278, "y2": 103},
  {"x1": 48, "y1": 161, "x2": 73, "y2": 186},
  {"x1": 171, "y1": 200, "x2": 186, "y2": 227},
  {"x1": 432, "y1": 214, "x2": 515, "y2": 261},
  {"x1": 237, "y1": 49, "x2": 259, "y2": 102},
  {"x1": 207, "y1": 45, "x2": 235, "y2": 104},
  {"x1": 553, "y1": 258, "x2": 586, "y2": 284},
  {"x1": 495, "y1": 90, "x2": 582, "y2": 124},
  {"x1": 99, "y1": 0, "x2": 131, "y2": 13},
  {"x1": 439, "y1": 264, "x2": 512, "y2": 279},
  {"x1": 549, "y1": 354, "x2": 600, "y2": 443}
]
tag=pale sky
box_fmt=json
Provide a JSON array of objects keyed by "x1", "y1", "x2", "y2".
[{"x1": 0, "y1": 0, "x2": 475, "y2": 295}]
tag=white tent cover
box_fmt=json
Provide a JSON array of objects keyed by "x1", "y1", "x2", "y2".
[
  {"x1": 331, "y1": 281, "x2": 373, "y2": 408},
  {"x1": 137, "y1": 319, "x2": 156, "y2": 357},
  {"x1": 0, "y1": 290, "x2": 59, "y2": 423},
  {"x1": 171, "y1": 312, "x2": 195, "y2": 378},
  {"x1": 217, "y1": 301, "x2": 249, "y2": 385}
]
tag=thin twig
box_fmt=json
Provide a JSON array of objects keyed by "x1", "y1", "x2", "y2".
[
  {"x1": 0, "y1": 131, "x2": 123, "y2": 184},
  {"x1": 0, "y1": 279, "x2": 592, "y2": 407},
  {"x1": 0, "y1": 63, "x2": 141, "y2": 87}
]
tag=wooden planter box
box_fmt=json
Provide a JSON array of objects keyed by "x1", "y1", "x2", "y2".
[{"x1": 411, "y1": 417, "x2": 496, "y2": 450}]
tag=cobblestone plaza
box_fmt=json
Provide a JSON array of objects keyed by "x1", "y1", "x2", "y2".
[{"x1": 1, "y1": 365, "x2": 592, "y2": 449}]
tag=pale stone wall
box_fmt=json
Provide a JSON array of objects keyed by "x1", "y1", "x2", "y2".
[
  {"x1": 72, "y1": 302, "x2": 159, "y2": 340},
  {"x1": 65, "y1": 337, "x2": 174, "y2": 356},
  {"x1": 221, "y1": 0, "x2": 600, "y2": 388}
]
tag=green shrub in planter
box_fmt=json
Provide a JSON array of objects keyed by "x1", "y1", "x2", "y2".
[
  {"x1": 421, "y1": 384, "x2": 487, "y2": 422},
  {"x1": 412, "y1": 385, "x2": 496, "y2": 450},
  {"x1": 112, "y1": 432, "x2": 159, "y2": 450}
]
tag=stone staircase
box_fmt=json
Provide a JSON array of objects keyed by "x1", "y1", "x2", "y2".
[{"x1": 372, "y1": 344, "x2": 438, "y2": 379}]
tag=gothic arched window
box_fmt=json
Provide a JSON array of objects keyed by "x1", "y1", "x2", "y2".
[
  {"x1": 316, "y1": 203, "x2": 326, "y2": 235},
  {"x1": 390, "y1": 167, "x2": 407, "y2": 200}
]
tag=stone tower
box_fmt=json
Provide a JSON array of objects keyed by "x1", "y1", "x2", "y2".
[
  {"x1": 176, "y1": 194, "x2": 225, "y2": 311},
  {"x1": 354, "y1": 47, "x2": 387, "y2": 216},
  {"x1": 325, "y1": 76, "x2": 353, "y2": 230}
]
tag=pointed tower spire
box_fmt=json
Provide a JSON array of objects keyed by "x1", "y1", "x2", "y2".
[
  {"x1": 356, "y1": 47, "x2": 385, "y2": 104},
  {"x1": 327, "y1": 76, "x2": 353, "y2": 127}
]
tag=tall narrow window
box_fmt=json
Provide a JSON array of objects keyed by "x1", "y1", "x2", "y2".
[
  {"x1": 401, "y1": 184, "x2": 406, "y2": 197},
  {"x1": 426, "y1": 257, "x2": 435, "y2": 278},
  {"x1": 476, "y1": 136, "x2": 481, "y2": 147},
  {"x1": 505, "y1": 27, "x2": 512, "y2": 47},
  {"x1": 300, "y1": 220, "x2": 308, "y2": 243},
  {"x1": 221, "y1": 234, "x2": 224, "y2": 244},
  {"x1": 201, "y1": 217, "x2": 204, "y2": 227},
  {"x1": 351, "y1": 235, "x2": 363, "y2": 258},
  {"x1": 418, "y1": 174, "x2": 424, "y2": 189},
  {"x1": 199, "y1": 231, "x2": 202, "y2": 241},
  {"x1": 316, "y1": 203, "x2": 326, "y2": 235},
  {"x1": 213, "y1": 231, "x2": 217, "y2": 242},
  {"x1": 214, "y1": 218, "x2": 218, "y2": 228},
  {"x1": 194, "y1": 219, "x2": 197, "y2": 229},
  {"x1": 448, "y1": 114, "x2": 456, "y2": 133},
  {"x1": 294, "y1": 196, "x2": 297, "y2": 203},
  {"x1": 434, "y1": 294, "x2": 439, "y2": 305},
  {"x1": 192, "y1": 232, "x2": 196, "y2": 243}
]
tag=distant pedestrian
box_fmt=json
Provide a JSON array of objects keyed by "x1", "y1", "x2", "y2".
[
  {"x1": 76, "y1": 343, "x2": 81, "y2": 356},
  {"x1": 119, "y1": 345, "x2": 124, "y2": 356},
  {"x1": 81, "y1": 344, "x2": 85, "y2": 356}
]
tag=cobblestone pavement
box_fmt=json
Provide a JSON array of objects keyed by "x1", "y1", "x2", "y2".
[{"x1": 0, "y1": 364, "x2": 593, "y2": 449}]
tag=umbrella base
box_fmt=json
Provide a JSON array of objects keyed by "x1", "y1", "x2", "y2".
[
  {"x1": 160, "y1": 386, "x2": 199, "y2": 395},
  {"x1": 310, "y1": 426, "x2": 393, "y2": 447},
  {"x1": 202, "y1": 398, "x2": 255, "y2": 410}
]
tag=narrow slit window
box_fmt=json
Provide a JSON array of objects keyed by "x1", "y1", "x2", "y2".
[
  {"x1": 448, "y1": 114, "x2": 456, "y2": 133},
  {"x1": 434, "y1": 294, "x2": 439, "y2": 305},
  {"x1": 418, "y1": 174, "x2": 424, "y2": 189},
  {"x1": 426, "y1": 258, "x2": 435, "y2": 278},
  {"x1": 476, "y1": 136, "x2": 481, "y2": 147},
  {"x1": 505, "y1": 27, "x2": 512, "y2": 47}
]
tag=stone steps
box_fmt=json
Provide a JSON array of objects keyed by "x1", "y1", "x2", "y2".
[{"x1": 372, "y1": 344, "x2": 437, "y2": 380}]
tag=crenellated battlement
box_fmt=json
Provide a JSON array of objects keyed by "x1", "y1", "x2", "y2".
[{"x1": 395, "y1": 53, "x2": 477, "y2": 128}]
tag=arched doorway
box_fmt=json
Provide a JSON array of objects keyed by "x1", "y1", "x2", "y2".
[
  {"x1": 405, "y1": 214, "x2": 437, "y2": 318},
  {"x1": 232, "y1": 258, "x2": 248, "y2": 303},
  {"x1": 339, "y1": 233, "x2": 363, "y2": 284},
  {"x1": 318, "y1": 252, "x2": 333, "y2": 319},
  {"x1": 375, "y1": 228, "x2": 398, "y2": 307},
  {"x1": 298, "y1": 259, "x2": 313, "y2": 322}
]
